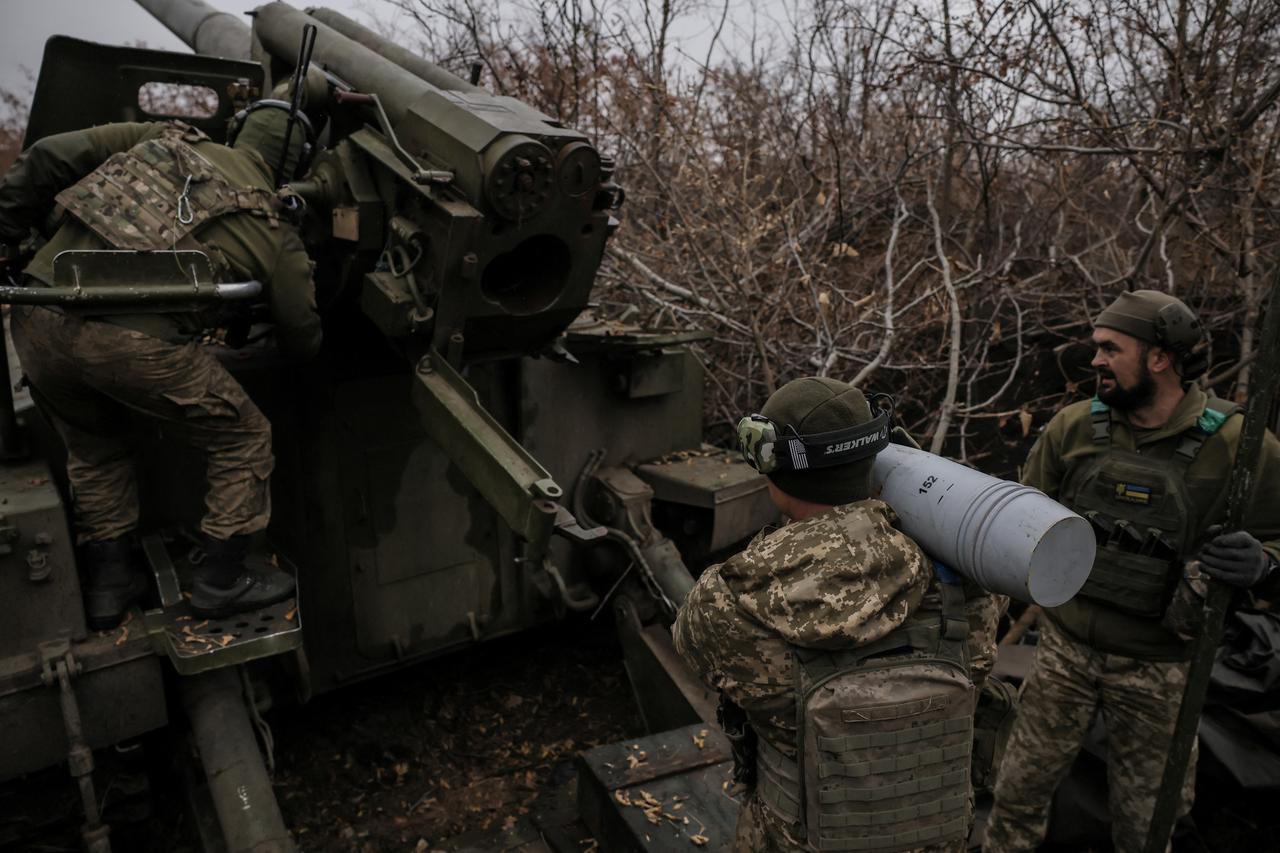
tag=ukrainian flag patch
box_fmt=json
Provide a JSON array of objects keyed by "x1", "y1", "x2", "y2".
[{"x1": 1114, "y1": 482, "x2": 1153, "y2": 504}]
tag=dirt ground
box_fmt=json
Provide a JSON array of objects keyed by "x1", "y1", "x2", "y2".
[
  {"x1": 269, "y1": 621, "x2": 645, "y2": 852},
  {"x1": 5, "y1": 616, "x2": 1280, "y2": 853}
]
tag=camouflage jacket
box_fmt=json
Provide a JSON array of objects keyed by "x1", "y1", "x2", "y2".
[
  {"x1": 0, "y1": 122, "x2": 320, "y2": 358},
  {"x1": 672, "y1": 499, "x2": 933, "y2": 761},
  {"x1": 1026, "y1": 385, "x2": 1280, "y2": 659}
]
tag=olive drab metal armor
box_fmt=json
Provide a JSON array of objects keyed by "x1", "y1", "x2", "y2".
[
  {"x1": 1064, "y1": 396, "x2": 1241, "y2": 619},
  {"x1": 54, "y1": 121, "x2": 284, "y2": 278},
  {"x1": 755, "y1": 582, "x2": 974, "y2": 852}
]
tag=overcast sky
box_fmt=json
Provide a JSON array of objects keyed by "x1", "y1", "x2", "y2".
[
  {"x1": 1, "y1": 0, "x2": 377, "y2": 97},
  {"x1": 2, "y1": 0, "x2": 777, "y2": 106}
]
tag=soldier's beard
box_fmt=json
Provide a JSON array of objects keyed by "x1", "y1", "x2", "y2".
[{"x1": 1097, "y1": 364, "x2": 1157, "y2": 411}]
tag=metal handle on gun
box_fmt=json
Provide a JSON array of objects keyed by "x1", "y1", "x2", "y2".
[
  {"x1": 333, "y1": 89, "x2": 453, "y2": 186},
  {"x1": 275, "y1": 23, "x2": 317, "y2": 187}
]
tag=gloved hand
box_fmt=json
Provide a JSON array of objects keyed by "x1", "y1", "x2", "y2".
[{"x1": 1197, "y1": 527, "x2": 1273, "y2": 588}]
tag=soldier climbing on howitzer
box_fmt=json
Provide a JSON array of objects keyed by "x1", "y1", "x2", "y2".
[
  {"x1": 983, "y1": 290, "x2": 1280, "y2": 853},
  {"x1": 0, "y1": 85, "x2": 322, "y2": 629},
  {"x1": 673, "y1": 377, "x2": 977, "y2": 853}
]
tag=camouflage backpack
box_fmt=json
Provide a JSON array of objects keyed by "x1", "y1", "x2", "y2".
[{"x1": 755, "y1": 580, "x2": 976, "y2": 852}]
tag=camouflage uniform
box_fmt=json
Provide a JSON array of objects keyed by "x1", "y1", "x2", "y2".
[
  {"x1": 0, "y1": 121, "x2": 320, "y2": 543},
  {"x1": 10, "y1": 305, "x2": 273, "y2": 541},
  {"x1": 965, "y1": 587, "x2": 1008, "y2": 691},
  {"x1": 673, "y1": 499, "x2": 969, "y2": 853},
  {"x1": 984, "y1": 387, "x2": 1280, "y2": 853},
  {"x1": 986, "y1": 619, "x2": 1194, "y2": 853}
]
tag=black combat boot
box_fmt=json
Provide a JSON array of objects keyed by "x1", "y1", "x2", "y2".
[
  {"x1": 82, "y1": 537, "x2": 148, "y2": 631},
  {"x1": 189, "y1": 534, "x2": 296, "y2": 618}
]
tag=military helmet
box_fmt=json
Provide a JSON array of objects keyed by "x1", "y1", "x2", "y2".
[
  {"x1": 1094, "y1": 290, "x2": 1207, "y2": 380},
  {"x1": 737, "y1": 377, "x2": 891, "y2": 505}
]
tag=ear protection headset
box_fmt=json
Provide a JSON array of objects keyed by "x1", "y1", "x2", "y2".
[
  {"x1": 737, "y1": 393, "x2": 894, "y2": 474},
  {"x1": 225, "y1": 99, "x2": 317, "y2": 183},
  {"x1": 1153, "y1": 301, "x2": 1208, "y2": 380}
]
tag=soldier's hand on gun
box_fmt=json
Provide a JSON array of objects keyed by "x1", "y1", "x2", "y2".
[{"x1": 1197, "y1": 526, "x2": 1272, "y2": 588}]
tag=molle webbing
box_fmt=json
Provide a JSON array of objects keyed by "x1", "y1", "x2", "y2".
[
  {"x1": 811, "y1": 817, "x2": 970, "y2": 852},
  {"x1": 54, "y1": 122, "x2": 282, "y2": 277},
  {"x1": 1074, "y1": 397, "x2": 1241, "y2": 618},
  {"x1": 758, "y1": 738, "x2": 803, "y2": 821},
  {"x1": 758, "y1": 586, "x2": 974, "y2": 853},
  {"x1": 817, "y1": 716, "x2": 971, "y2": 753},
  {"x1": 819, "y1": 768, "x2": 969, "y2": 804}
]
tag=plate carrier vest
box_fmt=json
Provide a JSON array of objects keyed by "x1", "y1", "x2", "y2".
[
  {"x1": 54, "y1": 121, "x2": 284, "y2": 281},
  {"x1": 754, "y1": 580, "x2": 974, "y2": 852},
  {"x1": 1063, "y1": 396, "x2": 1241, "y2": 619}
]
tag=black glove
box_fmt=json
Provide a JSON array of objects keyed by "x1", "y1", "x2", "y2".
[{"x1": 1198, "y1": 528, "x2": 1272, "y2": 588}]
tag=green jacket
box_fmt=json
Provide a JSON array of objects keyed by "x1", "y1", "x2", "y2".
[
  {"x1": 1025, "y1": 385, "x2": 1280, "y2": 660},
  {"x1": 0, "y1": 122, "x2": 320, "y2": 359}
]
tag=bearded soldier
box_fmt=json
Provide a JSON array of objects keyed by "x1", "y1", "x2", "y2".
[
  {"x1": 0, "y1": 103, "x2": 321, "y2": 628},
  {"x1": 984, "y1": 291, "x2": 1280, "y2": 852},
  {"x1": 674, "y1": 377, "x2": 975, "y2": 853}
]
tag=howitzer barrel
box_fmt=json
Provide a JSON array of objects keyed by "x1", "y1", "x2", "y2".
[
  {"x1": 872, "y1": 443, "x2": 1094, "y2": 606},
  {"x1": 254, "y1": 2, "x2": 434, "y2": 127},
  {"x1": 305, "y1": 7, "x2": 484, "y2": 95},
  {"x1": 134, "y1": 0, "x2": 251, "y2": 59}
]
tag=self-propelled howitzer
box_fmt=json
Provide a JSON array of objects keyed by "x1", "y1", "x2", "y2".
[{"x1": 2, "y1": 4, "x2": 775, "y2": 849}]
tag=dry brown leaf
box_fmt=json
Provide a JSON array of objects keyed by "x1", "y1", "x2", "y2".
[
  {"x1": 690, "y1": 833, "x2": 710, "y2": 846},
  {"x1": 1019, "y1": 409, "x2": 1034, "y2": 437}
]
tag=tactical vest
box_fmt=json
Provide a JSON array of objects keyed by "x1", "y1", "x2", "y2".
[
  {"x1": 54, "y1": 121, "x2": 283, "y2": 280},
  {"x1": 1063, "y1": 396, "x2": 1240, "y2": 619},
  {"x1": 754, "y1": 581, "x2": 974, "y2": 852}
]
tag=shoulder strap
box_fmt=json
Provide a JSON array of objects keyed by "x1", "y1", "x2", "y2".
[
  {"x1": 1173, "y1": 398, "x2": 1243, "y2": 470},
  {"x1": 1090, "y1": 397, "x2": 1111, "y2": 445}
]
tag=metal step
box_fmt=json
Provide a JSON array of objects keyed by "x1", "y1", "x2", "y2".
[{"x1": 139, "y1": 534, "x2": 302, "y2": 675}]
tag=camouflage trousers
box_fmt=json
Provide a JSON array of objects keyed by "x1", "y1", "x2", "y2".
[
  {"x1": 11, "y1": 306, "x2": 273, "y2": 543},
  {"x1": 983, "y1": 618, "x2": 1195, "y2": 853},
  {"x1": 734, "y1": 791, "x2": 966, "y2": 853}
]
